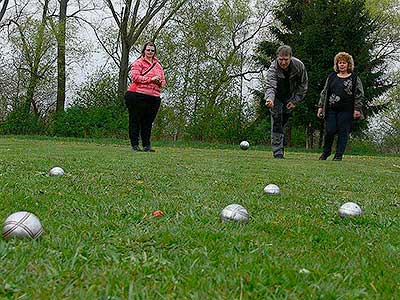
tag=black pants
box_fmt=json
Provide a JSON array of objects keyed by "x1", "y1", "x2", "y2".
[
  {"x1": 322, "y1": 111, "x2": 353, "y2": 157},
  {"x1": 125, "y1": 91, "x2": 161, "y2": 148}
]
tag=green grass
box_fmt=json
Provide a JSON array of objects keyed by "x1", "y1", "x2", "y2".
[{"x1": 0, "y1": 136, "x2": 399, "y2": 299}]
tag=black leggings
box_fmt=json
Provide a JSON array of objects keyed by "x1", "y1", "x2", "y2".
[{"x1": 125, "y1": 92, "x2": 161, "y2": 148}]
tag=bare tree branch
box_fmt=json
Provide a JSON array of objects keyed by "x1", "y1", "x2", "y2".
[
  {"x1": 72, "y1": 15, "x2": 120, "y2": 67},
  {"x1": 105, "y1": 0, "x2": 121, "y2": 27},
  {"x1": 0, "y1": 0, "x2": 9, "y2": 23},
  {"x1": 152, "y1": 0, "x2": 188, "y2": 40}
]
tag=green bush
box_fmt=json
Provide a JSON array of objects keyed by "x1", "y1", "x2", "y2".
[
  {"x1": 50, "y1": 106, "x2": 128, "y2": 138},
  {"x1": 49, "y1": 72, "x2": 128, "y2": 138},
  {"x1": 243, "y1": 118, "x2": 271, "y2": 145},
  {"x1": 0, "y1": 108, "x2": 44, "y2": 134}
]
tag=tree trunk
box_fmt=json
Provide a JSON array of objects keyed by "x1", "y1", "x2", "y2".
[
  {"x1": 24, "y1": 0, "x2": 49, "y2": 116},
  {"x1": 56, "y1": 0, "x2": 67, "y2": 113},
  {"x1": 118, "y1": 39, "x2": 130, "y2": 105},
  {"x1": 25, "y1": 77, "x2": 39, "y2": 115},
  {"x1": 286, "y1": 125, "x2": 292, "y2": 147},
  {"x1": 318, "y1": 121, "x2": 324, "y2": 148},
  {"x1": 305, "y1": 123, "x2": 314, "y2": 149}
]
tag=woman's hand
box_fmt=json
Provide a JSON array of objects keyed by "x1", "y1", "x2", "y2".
[
  {"x1": 151, "y1": 76, "x2": 161, "y2": 85},
  {"x1": 317, "y1": 108, "x2": 324, "y2": 119},
  {"x1": 286, "y1": 101, "x2": 296, "y2": 109}
]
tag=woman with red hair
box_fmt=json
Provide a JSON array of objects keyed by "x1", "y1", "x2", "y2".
[{"x1": 317, "y1": 52, "x2": 364, "y2": 161}]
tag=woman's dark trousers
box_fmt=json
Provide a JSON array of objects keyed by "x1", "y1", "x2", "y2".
[
  {"x1": 125, "y1": 92, "x2": 161, "y2": 148},
  {"x1": 322, "y1": 111, "x2": 353, "y2": 158}
]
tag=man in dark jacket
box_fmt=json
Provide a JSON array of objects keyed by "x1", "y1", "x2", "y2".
[{"x1": 265, "y1": 45, "x2": 308, "y2": 158}]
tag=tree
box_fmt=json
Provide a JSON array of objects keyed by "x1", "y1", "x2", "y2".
[
  {"x1": 257, "y1": 0, "x2": 390, "y2": 148},
  {"x1": 366, "y1": 71, "x2": 400, "y2": 153},
  {"x1": 366, "y1": 0, "x2": 400, "y2": 64},
  {"x1": 100, "y1": 0, "x2": 190, "y2": 103},
  {"x1": 155, "y1": 0, "x2": 273, "y2": 141},
  {"x1": 12, "y1": 0, "x2": 55, "y2": 116},
  {"x1": 49, "y1": 0, "x2": 97, "y2": 113},
  {"x1": 56, "y1": 0, "x2": 67, "y2": 113}
]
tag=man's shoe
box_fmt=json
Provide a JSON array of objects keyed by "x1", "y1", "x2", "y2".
[
  {"x1": 319, "y1": 153, "x2": 329, "y2": 160},
  {"x1": 274, "y1": 154, "x2": 284, "y2": 159},
  {"x1": 143, "y1": 146, "x2": 155, "y2": 152},
  {"x1": 333, "y1": 155, "x2": 342, "y2": 161},
  {"x1": 132, "y1": 145, "x2": 142, "y2": 152}
]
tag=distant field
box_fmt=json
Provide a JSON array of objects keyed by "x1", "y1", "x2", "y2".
[{"x1": 0, "y1": 136, "x2": 399, "y2": 299}]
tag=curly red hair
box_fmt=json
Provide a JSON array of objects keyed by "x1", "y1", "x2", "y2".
[{"x1": 334, "y1": 52, "x2": 354, "y2": 73}]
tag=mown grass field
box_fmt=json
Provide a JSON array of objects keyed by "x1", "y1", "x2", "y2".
[{"x1": 0, "y1": 136, "x2": 399, "y2": 299}]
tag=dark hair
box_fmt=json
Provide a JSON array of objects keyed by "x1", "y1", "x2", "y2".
[
  {"x1": 141, "y1": 41, "x2": 157, "y2": 57},
  {"x1": 276, "y1": 45, "x2": 292, "y2": 57}
]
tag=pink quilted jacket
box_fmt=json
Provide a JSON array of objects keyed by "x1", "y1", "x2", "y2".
[{"x1": 127, "y1": 57, "x2": 166, "y2": 97}]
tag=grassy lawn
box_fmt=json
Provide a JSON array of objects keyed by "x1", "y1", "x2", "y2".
[{"x1": 0, "y1": 136, "x2": 399, "y2": 299}]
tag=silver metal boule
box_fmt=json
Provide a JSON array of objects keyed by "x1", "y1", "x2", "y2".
[
  {"x1": 2, "y1": 211, "x2": 43, "y2": 240},
  {"x1": 240, "y1": 141, "x2": 249, "y2": 150},
  {"x1": 49, "y1": 167, "x2": 64, "y2": 176},
  {"x1": 221, "y1": 204, "x2": 249, "y2": 223},
  {"x1": 263, "y1": 184, "x2": 280, "y2": 195},
  {"x1": 338, "y1": 202, "x2": 362, "y2": 217}
]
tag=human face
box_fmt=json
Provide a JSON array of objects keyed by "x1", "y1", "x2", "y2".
[
  {"x1": 337, "y1": 60, "x2": 348, "y2": 73},
  {"x1": 277, "y1": 55, "x2": 291, "y2": 70},
  {"x1": 144, "y1": 46, "x2": 156, "y2": 60}
]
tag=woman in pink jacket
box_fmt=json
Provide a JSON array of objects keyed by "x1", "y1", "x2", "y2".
[{"x1": 125, "y1": 41, "x2": 166, "y2": 152}]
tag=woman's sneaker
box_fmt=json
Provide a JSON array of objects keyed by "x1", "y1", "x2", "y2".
[
  {"x1": 132, "y1": 145, "x2": 142, "y2": 152},
  {"x1": 143, "y1": 146, "x2": 155, "y2": 152},
  {"x1": 319, "y1": 153, "x2": 330, "y2": 160}
]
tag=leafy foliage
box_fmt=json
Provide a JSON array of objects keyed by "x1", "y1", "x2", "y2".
[
  {"x1": 256, "y1": 0, "x2": 390, "y2": 143},
  {"x1": 49, "y1": 73, "x2": 127, "y2": 138},
  {"x1": 0, "y1": 107, "x2": 44, "y2": 134},
  {"x1": 155, "y1": 0, "x2": 272, "y2": 143}
]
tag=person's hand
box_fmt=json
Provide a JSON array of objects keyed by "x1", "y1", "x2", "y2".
[
  {"x1": 286, "y1": 101, "x2": 296, "y2": 109},
  {"x1": 317, "y1": 108, "x2": 324, "y2": 119},
  {"x1": 265, "y1": 99, "x2": 274, "y2": 108},
  {"x1": 353, "y1": 110, "x2": 361, "y2": 119},
  {"x1": 151, "y1": 76, "x2": 161, "y2": 85}
]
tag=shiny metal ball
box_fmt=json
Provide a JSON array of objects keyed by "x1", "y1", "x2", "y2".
[
  {"x1": 49, "y1": 167, "x2": 64, "y2": 176},
  {"x1": 221, "y1": 204, "x2": 249, "y2": 223},
  {"x1": 338, "y1": 202, "x2": 362, "y2": 217},
  {"x1": 263, "y1": 184, "x2": 280, "y2": 195},
  {"x1": 240, "y1": 141, "x2": 250, "y2": 150},
  {"x1": 2, "y1": 211, "x2": 43, "y2": 240}
]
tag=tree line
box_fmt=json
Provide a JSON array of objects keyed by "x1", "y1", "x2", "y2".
[{"x1": 0, "y1": 0, "x2": 399, "y2": 152}]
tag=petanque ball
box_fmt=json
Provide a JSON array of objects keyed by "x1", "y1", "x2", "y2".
[
  {"x1": 2, "y1": 211, "x2": 43, "y2": 240},
  {"x1": 240, "y1": 141, "x2": 250, "y2": 150},
  {"x1": 49, "y1": 167, "x2": 64, "y2": 176},
  {"x1": 263, "y1": 184, "x2": 280, "y2": 195},
  {"x1": 338, "y1": 202, "x2": 362, "y2": 217},
  {"x1": 220, "y1": 204, "x2": 249, "y2": 223}
]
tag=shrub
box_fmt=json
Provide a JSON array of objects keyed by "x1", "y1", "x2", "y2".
[
  {"x1": 0, "y1": 108, "x2": 44, "y2": 134},
  {"x1": 49, "y1": 72, "x2": 128, "y2": 138}
]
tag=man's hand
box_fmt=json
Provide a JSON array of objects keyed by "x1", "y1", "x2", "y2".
[
  {"x1": 286, "y1": 101, "x2": 296, "y2": 110},
  {"x1": 317, "y1": 108, "x2": 324, "y2": 119},
  {"x1": 265, "y1": 99, "x2": 274, "y2": 108},
  {"x1": 353, "y1": 110, "x2": 361, "y2": 119}
]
